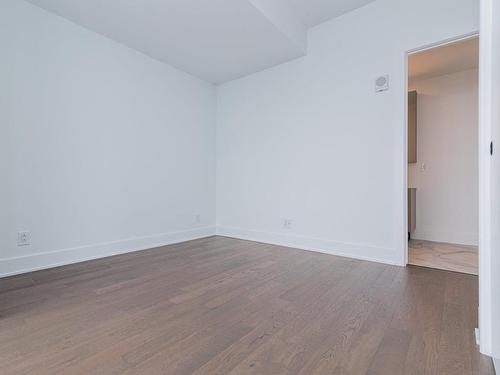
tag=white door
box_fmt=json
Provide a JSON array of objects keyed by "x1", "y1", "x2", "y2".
[{"x1": 479, "y1": 0, "x2": 500, "y2": 361}]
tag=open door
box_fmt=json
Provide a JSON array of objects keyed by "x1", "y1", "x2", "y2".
[{"x1": 479, "y1": 0, "x2": 499, "y2": 364}]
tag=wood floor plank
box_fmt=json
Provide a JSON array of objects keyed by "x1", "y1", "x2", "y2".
[{"x1": 0, "y1": 236, "x2": 493, "y2": 375}]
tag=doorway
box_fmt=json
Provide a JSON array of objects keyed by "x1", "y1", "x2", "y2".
[{"x1": 405, "y1": 35, "x2": 480, "y2": 275}]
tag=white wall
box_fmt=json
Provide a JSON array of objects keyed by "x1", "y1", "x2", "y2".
[
  {"x1": 0, "y1": 0, "x2": 216, "y2": 277},
  {"x1": 216, "y1": 0, "x2": 479, "y2": 265},
  {"x1": 408, "y1": 69, "x2": 478, "y2": 246}
]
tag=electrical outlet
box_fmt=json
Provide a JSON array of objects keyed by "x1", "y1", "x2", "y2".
[
  {"x1": 17, "y1": 231, "x2": 31, "y2": 246},
  {"x1": 195, "y1": 214, "x2": 201, "y2": 223},
  {"x1": 283, "y1": 219, "x2": 293, "y2": 230}
]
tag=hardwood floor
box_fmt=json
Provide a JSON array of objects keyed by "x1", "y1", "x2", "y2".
[
  {"x1": 409, "y1": 239, "x2": 478, "y2": 275},
  {"x1": 0, "y1": 236, "x2": 493, "y2": 374}
]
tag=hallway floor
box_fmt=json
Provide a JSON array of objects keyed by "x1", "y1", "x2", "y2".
[{"x1": 409, "y1": 239, "x2": 478, "y2": 275}]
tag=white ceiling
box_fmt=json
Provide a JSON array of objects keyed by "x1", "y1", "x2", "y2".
[
  {"x1": 288, "y1": 0, "x2": 375, "y2": 28},
  {"x1": 25, "y1": 0, "x2": 375, "y2": 84},
  {"x1": 409, "y1": 37, "x2": 479, "y2": 84}
]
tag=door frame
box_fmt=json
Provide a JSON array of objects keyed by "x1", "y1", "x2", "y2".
[
  {"x1": 478, "y1": 0, "x2": 494, "y2": 357},
  {"x1": 401, "y1": 31, "x2": 480, "y2": 267}
]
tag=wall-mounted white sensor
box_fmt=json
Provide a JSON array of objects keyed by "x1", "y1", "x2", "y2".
[
  {"x1": 17, "y1": 231, "x2": 31, "y2": 246},
  {"x1": 375, "y1": 75, "x2": 389, "y2": 92}
]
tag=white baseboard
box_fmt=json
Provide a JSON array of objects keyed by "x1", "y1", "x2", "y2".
[
  {"x1": 216, "y1": 226, "x2": 400, "y2": 266},
  {"x1": 411, "y1": 229, "x2": 478, "y2": 246},
  {"x1": 0, "y1": 226, "x2": 216, "y2": 278}
]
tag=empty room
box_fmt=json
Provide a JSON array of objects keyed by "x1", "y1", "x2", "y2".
[{"x1": 1, "y1": 0, "x2": 499, "y2": 374}]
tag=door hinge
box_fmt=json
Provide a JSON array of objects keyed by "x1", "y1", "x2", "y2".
[{"x1": 491, "y1": 141, "x2": 494, "y2": 155}]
